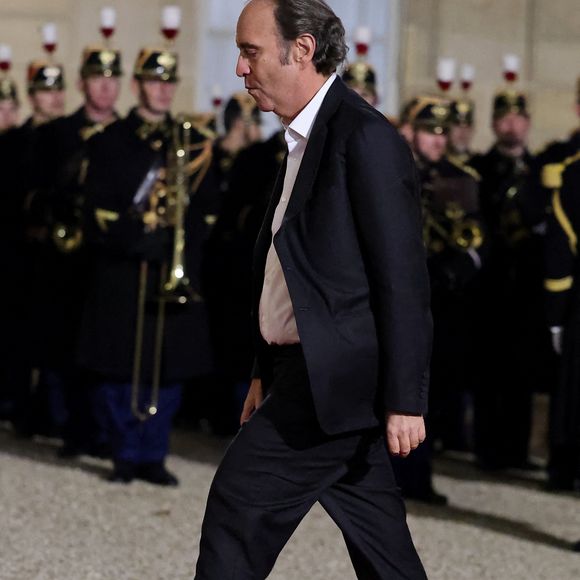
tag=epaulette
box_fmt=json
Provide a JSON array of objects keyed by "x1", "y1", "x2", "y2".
[
  {"x1": 542, "y1": 151, "x2": 580, "y2": 189},
  {"x1": 188, "y1": 112, "x2": 217, "y2": 141},
  {"x1": 447, "y1": 156, "x2": 481, "y2": 182}
]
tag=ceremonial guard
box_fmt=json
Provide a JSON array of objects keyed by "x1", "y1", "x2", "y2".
[
  {"x1": 0, "y1": 44, "x2": 19, "y2": 132},
  {"x1": 542, "y1": 151, "x2": 580, "y2": 491},
  {"x1": 0, "y1": 27, "x2": 67, "y2": 436},
  {"x1": 29, "y1": 10, "x2": 123, "y2": 456},
  {"x1": 447, "y1": 64, "x2": 476, "y2": 164},
  {"x1": 79, "y1": 7, "x2": 218, "y2": 485},
  {"x1": 470, "y1": 55, "x2": 554, "y2": 470},
  {"x1": 392, "y1": 94, "x2": 484, "y2": 504},
  {"x1": 341, "y1": 26, "x2": 378, "y2": 107},
  {"x1": 524, "y1": 76, "x2": 580, "y2": 229}
]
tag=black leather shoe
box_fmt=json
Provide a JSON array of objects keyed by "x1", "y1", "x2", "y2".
[
  {"x1": 404, "y1": 488, "x2": 448, "y2": 506},
  {"x1": 572, "y1": 541, "x2": 580, "y2": 552},
  {"x1": 137, "y1": 462, "x2": 179, "y2": 487},
  {"x1": 107, "y1": 461, "x2": 136, "y2": 484}
]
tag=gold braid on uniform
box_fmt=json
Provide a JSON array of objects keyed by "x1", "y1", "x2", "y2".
[
  {"x1": 187, "y1": 137, "x2": 213, "y2": 197},
  {"x1": 543, "y1": 151, "x2": 580, "y2": 293},
  {"x1": 446, "y1": 156, "x2": 481, "y2": 181}
]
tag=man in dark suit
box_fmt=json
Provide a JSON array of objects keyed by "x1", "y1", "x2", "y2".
[{"x1": 195, "y1": 1, "x2": 432, "y2": 578}]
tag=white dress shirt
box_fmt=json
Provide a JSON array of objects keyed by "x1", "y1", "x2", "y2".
[{"x1": 259, "y1": 74, "x2": 337, "y2": 345}]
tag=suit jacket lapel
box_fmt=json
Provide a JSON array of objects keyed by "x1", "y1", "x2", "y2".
[{"x1": 281, "y1": 77, "x2": 347, "y2": 225}]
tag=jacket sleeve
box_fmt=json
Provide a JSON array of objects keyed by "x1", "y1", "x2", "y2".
[
  {"x1": 83, "y1": 133, "x2": 170, "y2": 261},
  {"x1": 345, "y1": 118, "x2": 432, "y2": 414},
  {"x1": 543, "y1": 170, "x2": 577, "y2": 327}
]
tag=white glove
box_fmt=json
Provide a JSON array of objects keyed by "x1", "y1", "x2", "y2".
[{"x1": 550, "y1": 326, "x2": 563, "y2": 355}]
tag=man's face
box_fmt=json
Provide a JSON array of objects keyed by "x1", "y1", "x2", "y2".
[
  {"x1": 235, "y1": 0, "x2": 299, "y2": 117},
  {"x1": 492, "y1": 112, "x2": 530, "y2": 149},
  {"x1": 138, "y1": 80, "x2": 177, "y2": 115},
  {"x1": 30, "y1": 89, "x2": 65, "y2": 121},
  {"x1": 413, "y1": 129, "x2": 448, "y2": 163},
  {"x1": 81, "y1": 76, "x2": 121, "y2": 113},
  {"x1": 449, "y1": 124, "x2": 474, "y2": 154},
  {"x1": 0, "y1": 99, "x2": 19, "y2": 131}
]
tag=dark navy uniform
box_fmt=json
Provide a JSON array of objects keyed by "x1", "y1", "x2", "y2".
[
  {"x1": 470, "y1": 143, "x2": 556, "y2": 468},
  {"x1": 394, "y1": 154, "x2": 484, "y2": 500},
  {"x1": 30, "y1": 107, "x2": 120, "y2": 450},
  {"x1": 0, "y1": 119, "x2": 37, "y2": 426},
  {"x1": 420, "y1": 156, "x2": 485, "y2": 445},
  {"x1": 79, "y1": 107, "x2": 218, "y2": 481},
  {"x1": 543, "y1": 152, "x2": 580, "y2": 489},
  {"x1": 391, "y1": 96, "x2": 484, "y2": 504}
]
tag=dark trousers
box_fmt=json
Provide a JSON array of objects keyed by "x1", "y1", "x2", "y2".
[
  {"x1": 195, "y1": 346, "x2": 426, "y2": 580},
  {"x1": 96, "y1": 381, "x2": 182, "y2": 464}
]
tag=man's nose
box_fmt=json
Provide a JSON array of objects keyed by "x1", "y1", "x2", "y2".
[{"x1": 236, "y1": 55, "x2": 250, "y2": 78}]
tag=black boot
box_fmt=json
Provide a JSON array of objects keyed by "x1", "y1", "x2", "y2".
[
  {"x1": 108, "y1": 460, "x2": 136, "y2": 484},
  {"x1": 137, "y1": 462, "x2": 179, "y2": 487}
]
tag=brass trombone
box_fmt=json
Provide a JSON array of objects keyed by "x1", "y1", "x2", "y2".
[{"x1": 131, "y1": 115, "x2": 212, "y2": 421}]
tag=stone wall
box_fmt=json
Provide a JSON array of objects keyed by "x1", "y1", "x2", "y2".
[
  {"x1": 1, "y1": 0, "x2": 578, "y2": 152},
  {"x1": 401, "y1": 0, "x2": 580, "y2": 151},
  {"x1": 0, "y1": 0, "x2": 204, "y2": 121}
]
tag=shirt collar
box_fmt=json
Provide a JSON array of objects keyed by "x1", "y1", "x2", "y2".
[{"x1": 285, "y1": 73, "x2": 337, "y2": 143}]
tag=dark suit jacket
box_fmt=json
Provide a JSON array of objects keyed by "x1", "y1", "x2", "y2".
[{"x1": 253, "y1": 78, "x2": 432, "y2": 435}]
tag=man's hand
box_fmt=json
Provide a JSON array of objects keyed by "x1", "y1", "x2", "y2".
[
  {"x1": 386, "y1": 412, "x2": 426, "y2": 457},
  {"x1": 240, "y1": 378, "x2": 264, "y2": 425}
]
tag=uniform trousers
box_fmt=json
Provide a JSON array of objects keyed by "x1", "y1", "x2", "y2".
[
  {"x1": 96, "y1": 381, "x2": 182, "y2": 464},
  {"x1": 195, "y1": 345, "x2": 426, "y2": 580}
]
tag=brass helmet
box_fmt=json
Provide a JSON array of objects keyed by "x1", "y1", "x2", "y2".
[
  {"x1": 0, "y1": 77, "x2": 18, "y2": 103},
  {"x1": 342, "y1": 62, "x2": 376, "y2": 97},
  {"x1": 80, "y1": 46, "x2": 122, "y2": 79},
  {"x1": 409, "y1": 96, "x2": 451, "y2": 135},
  {"x1": 492, "y1": 90, "x2": 528, "y2": 120},
  {"x1": 493, "y1": 53, "x2": 528, "y2": 119},
  {"x1": 133, "y1": 48, "x2": 179, "y2": 82},
  {"x1": 27, "y1": 60, "x2": 66, "y2": 93},
  {"x1": 342, "y1": 26, "x2": 376, "y2": 97},
  {"x1": 450, "y1": 98, "x2": 475, "y2": 127}
]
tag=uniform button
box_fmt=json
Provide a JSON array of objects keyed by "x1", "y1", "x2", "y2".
[{"x1": 281, "y1": 196, "x2": 287, "y2": 202}]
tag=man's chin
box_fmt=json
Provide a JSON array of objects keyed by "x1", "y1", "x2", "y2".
[{"x1": 247, "y1": 91, "x2": 273, "y2": 113}]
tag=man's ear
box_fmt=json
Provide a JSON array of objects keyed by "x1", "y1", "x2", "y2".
[{"x1": 294, "y1": 33, "x2": 316, "y2": 66}]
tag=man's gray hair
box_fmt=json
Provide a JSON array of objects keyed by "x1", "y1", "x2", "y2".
[{"x1": 271, "y1": 0, "x2": 348, "y2": 75}]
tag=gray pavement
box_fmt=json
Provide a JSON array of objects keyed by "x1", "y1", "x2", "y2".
[{"x1": 0, "y1": 428, "x2": 579, "y2": 580}]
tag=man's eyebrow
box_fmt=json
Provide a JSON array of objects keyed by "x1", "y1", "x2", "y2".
[{"x1": 237, "y1": 42, "x2": 260, "y2": 50}]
